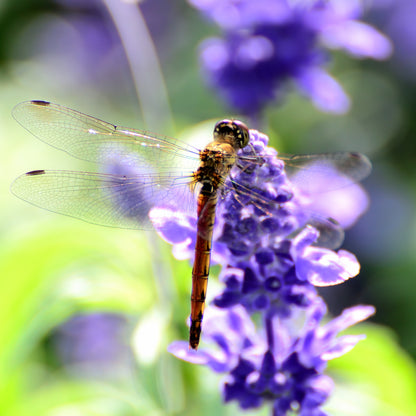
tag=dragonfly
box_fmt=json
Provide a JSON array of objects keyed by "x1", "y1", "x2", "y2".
[{"x1": 11, "y1": 100, "x2": 372, "y2": 349}]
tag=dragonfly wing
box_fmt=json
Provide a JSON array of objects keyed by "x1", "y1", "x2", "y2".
[
  {"x1": 218, "y1": 179, "x2": 345, "y2": 249},
  {"x1": 281, "y1": 152, "x2": 372, "y2": 193},
  {"x1": 222, "y1": 152, "x2": 369, "y2": 250},
  {"x1": 12, "y1": 101, "x2": 201, "y2": 172},
  {"x1": 11, "y1": 170, "x2": 197, "y2": 230},
  {"x1": 306, "y1": 216, "x2": 345, "y2": 249}
]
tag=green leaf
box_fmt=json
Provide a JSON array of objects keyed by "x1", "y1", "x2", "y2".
[{"x1": 327, "y1": 323, "x2": 416, "y2": 416}]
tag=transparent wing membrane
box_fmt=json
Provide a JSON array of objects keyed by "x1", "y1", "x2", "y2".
[
  {"x1": 280, "y1": 152, "x2": 372, "y2": 192},
  {"x1": 12, "y1": 101, "x2": 200, "y2": 171},
  {"x1": 11, "y1": 170, "x2": 197, "y2": 230},
  {"x1": 236, "y1": 151, "x2": 372, "y2": 193}
]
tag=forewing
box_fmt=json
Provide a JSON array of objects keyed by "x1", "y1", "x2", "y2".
[
  {"x1": 12, "y1": 101, "x2": 200, "y2": 172},
  {"x1": 11, "y1": 170, "x2": 197, "y2": 230},
  {"x1": 281, "y1": 152, "x2": 372, "y2": 193}
]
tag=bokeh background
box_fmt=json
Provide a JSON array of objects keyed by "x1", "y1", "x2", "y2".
[{"x1": 1, "y1": 0, "x2": 415, "y2": 415}]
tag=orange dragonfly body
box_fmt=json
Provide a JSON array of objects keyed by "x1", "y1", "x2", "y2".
[
  {"x1": 188, "y1": 120, "x2": 249, "y2": 348},
  {"x1": 11, "y1": 101, "x2": 371, "y2": 349}
]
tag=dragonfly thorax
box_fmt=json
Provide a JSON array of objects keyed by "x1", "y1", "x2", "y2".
[
  {"x1": 192, "y1": 119, "x2": 250, "y2": 195},
  {"x1": 194, "y1": 141, "x2": 237, "y2": 194}
]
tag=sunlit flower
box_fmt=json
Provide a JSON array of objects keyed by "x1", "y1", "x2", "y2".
[{"x1": 152, "y1": 124, "x2": 372, "y2": 414}]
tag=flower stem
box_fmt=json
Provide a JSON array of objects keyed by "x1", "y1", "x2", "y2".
[{"x1": 103, "y1": 0, "x2": 174, "y2": 131}]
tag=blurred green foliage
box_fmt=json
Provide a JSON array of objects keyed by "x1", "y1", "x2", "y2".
[{"x1": 0, "y1": 0, "x2": 416, "y2": 415}]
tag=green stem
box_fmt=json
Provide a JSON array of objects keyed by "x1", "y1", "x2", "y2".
[{"x1": 103, "y1": 0, "x2": 174, "y2": 132}]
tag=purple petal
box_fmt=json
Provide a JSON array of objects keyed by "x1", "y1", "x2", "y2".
[
  {"x1": 321, "y1": 334, "x2": 366, "y2": 360},
  {"x1": 200, "y1": 37, "x2": 229, "y2": 72},
  {"x1": 305, "y1": 297, "x2": 328, "y2": 327},
  {"x1": 168, "y1": 341, "x2": 210, "y2": 364},
  {"x1": 149, "y1": 207, "x2": 196, "y2": 260},
  {"x1": 314, "y1": 0, "x2": 363, "y2": 22},
  {"x1": 295, "y1": 248, "x2": 360, "y2": 286},
  {"x1": 300, "y1": 305, "x2": 374, "y2": 366},
  {"x1": 296, "y1": 68, "x2": 350, "y2": 114},
  {"x1": 150, "y1": 207, "x2": 196, "y2": 243},
  {"x1": 270, "y1": 317, "x2": 295, "y2": 363},
  {"x1": 190, "y1": 0, "x2": 291, "y2": 29},
  {"x1": 204, "y1": 305, "x2": 256, "y2": 340},
  {"x1": 324, "y1": 305, "x2": 376, "y2": 334},
  {"x1": 306, "y1": 0, "x2": 363, "y2": 33},
  {"x1": 321, "y1": 21, "x2": 393, "y2": 60},
  {"x1": 168, "y1": 340, "x2": 232, "y2": 372},
  {"x1": 292, "y1": 226, "x2": 320, "y2": 254},
  {"x1": 303, "y1": 375, "x2": 334, "y2": 406}
]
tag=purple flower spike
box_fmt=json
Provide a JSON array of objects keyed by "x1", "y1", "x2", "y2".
[
  {"x1": 190, "y1": 0, "x2": 392, "y2": 116},
  {"x1": 156, "y1": 124, "x2": 373, "y2": 414}
]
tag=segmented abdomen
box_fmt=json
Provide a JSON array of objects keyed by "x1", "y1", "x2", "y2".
[{"x1": 189, "y1": 189, "x2": 218, "y2": 349}]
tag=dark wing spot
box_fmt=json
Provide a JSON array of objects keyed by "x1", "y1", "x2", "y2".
[
  {"x1": 31, "y1": 100, "x2": 50, "y2": 106},
  {"x1": 26, "y1": 170, "x2": 46, "y2": 176}
]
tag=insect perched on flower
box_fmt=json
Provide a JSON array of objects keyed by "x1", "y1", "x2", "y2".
[{"x1": 11, "y1": 100, "x2": 371, "y2": 349}]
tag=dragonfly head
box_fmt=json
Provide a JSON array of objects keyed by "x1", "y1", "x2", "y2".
[{"x1": 214, "y1": 119, "x2": 250, "y2": 149}]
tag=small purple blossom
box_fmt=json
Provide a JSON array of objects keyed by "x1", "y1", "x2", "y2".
[{"x1": 190, "y1": 0, "x2": 392, "y2": 117}]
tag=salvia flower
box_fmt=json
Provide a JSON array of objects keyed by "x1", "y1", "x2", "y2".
[
  {"x1": 189, "y1": 0, "x2": 392, "y2": 117},
  {"x1": 169, "y1": 303, "x2": 375, "y2": 415},
  {"x1": 152, "y1": 125, "x2": 373, "y2": 415}
]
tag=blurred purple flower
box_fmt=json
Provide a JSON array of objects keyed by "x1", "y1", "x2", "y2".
[
  {"x1": 17, "y1": 0, "x2": 126, "y2": 89},
  {"x1": 169, "y1": 302, "x2": 375, "y2": 414},
  {"x1": 368, "y1": 0, "x2": 416, "y2": 80},
  {"x1": 53, "y1": 313, "x2": 131, "y2": 378},
  {"x1": 190, "y1": 0, "x2": 392, "y2": 117},
  {"x1": 51, "y1": 0, "x2": 178, "y2": 77}
]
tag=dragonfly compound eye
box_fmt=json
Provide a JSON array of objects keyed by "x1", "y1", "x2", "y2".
[
  {"x1": 214, "y1": 119, "x2": 250, "y2": 149},
  {"x1": 232, "y1": 120, "x2": 250, "y2": 149}
]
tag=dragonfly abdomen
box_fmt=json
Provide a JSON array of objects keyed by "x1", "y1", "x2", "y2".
[{"x1": 189, "y1": 185, "x2": 218, "y2": 350}]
